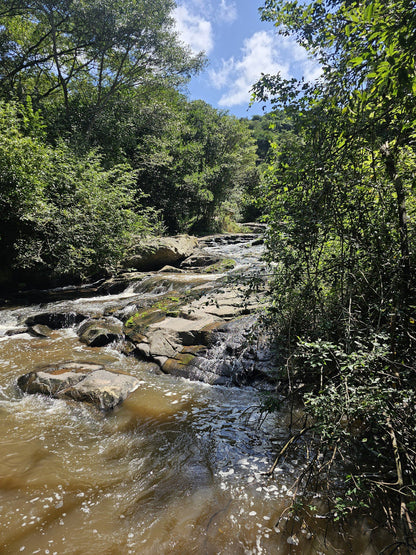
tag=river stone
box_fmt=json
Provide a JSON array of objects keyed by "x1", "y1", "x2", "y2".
[
  {"x1": 122, "y1": 235, "x2": 198, "y2": 271},
  {"x1": 158, "y1": 265, "x2": 186, "y2": 273},
  {"x1": 146, "y1": 329, "x2": 181, "y2": 359},
  {"x1": 29, "y1": 324, "x2": 52, "y2": 337},
  {"x1": 61, "y1": 370, "x2": 140, "y2": 410},
  {"x1": 25, "y1": 311, "x2": 86, "y2": 329},
  {"x1": 149, "y1": 314, "x2": 220, "y2": 346},
  {"x1": 5, "y1": 327, "x2": 28, "y2": 336},
  {"x1": 17, "y1": 368, "x2": 88, "y2": 396},
  {"x1": 77, "y1": 317, "x2": 124, "y2": 347},
  {"x1": 161, "y1": 355, "x2": 229, "y2": 385},
  {"x1": 17, "y1": 364, "x2": 140, "y2": 410},
  {"x1": 180, "y1": 251, "x2": 224, "y2": 269}
]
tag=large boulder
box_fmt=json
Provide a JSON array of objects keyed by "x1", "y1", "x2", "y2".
[
  {"x1": 17, "y1": 362, "x2": 140, "y2": 410},
  {"x1": 122, "y1": 235, "x2": 198, "y2": 271}
]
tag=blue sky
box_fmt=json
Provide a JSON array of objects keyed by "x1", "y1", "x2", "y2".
[{"x1": 174, "y1": 0, "x2": 321, "y2": 118}]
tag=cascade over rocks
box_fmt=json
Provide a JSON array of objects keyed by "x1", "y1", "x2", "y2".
[
  {"x1": 25, "y1": 311, "x2": 86, "y2": 329},
  {"x1": 121, "y1": 280, "x2": 267, "y2": 385},
  {"x1": 15, "y1": 231, "x2": 274, "y2": 406},
  {"x1": 197, "y1": 233, "x2": 260, "y2": 248}
]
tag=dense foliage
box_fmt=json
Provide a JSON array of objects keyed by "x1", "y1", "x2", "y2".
[
  {"x1": 0, "y1": 100, "x2": 159, "y2": 286},
  {"x1": 254, "y1": 0, "x2": 416, "y2": 548},
  {"x1": 133, "y1": 98, "x2": 259, "y2": 233}
]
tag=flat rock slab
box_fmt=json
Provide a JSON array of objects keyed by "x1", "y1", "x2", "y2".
[{"x1": 17, "y1": 363, "x2": 140, "y2": 410}]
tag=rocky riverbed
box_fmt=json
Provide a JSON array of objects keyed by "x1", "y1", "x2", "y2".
[{"x1": 10, "y1": 232, "x2": 276, "y2": 410}]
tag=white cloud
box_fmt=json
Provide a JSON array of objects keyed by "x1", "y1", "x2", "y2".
[
  {"x1": 218, "y1": 0, "x2": 237, "y2": 24},
  {"x1": 209, "y1": 31, "x2": 321, "y2": 107},
  {"x1": 210, "y1": 58, "x2": 236, "y2": 89},
  {"x1": 174, "y1": 5, "x2": 214, "y2": 54}
]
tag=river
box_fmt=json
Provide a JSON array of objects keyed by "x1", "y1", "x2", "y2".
[{"x1": 0, "y1": 237, "x2": 386, "y2": 554}]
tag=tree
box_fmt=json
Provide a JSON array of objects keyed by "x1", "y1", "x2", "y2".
[
  {"x1": 0, "y1": 0, "x2": 203, "y2": 131},
  {"x1": 135, "y1": 99, "x2": 259, "y2": 233}
]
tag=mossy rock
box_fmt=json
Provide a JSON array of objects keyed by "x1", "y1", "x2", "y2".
[
  {"x1": 162, "y1": 352, "x2": 197, "y2": 374},
  {"x1": 201, "y1": 258, "x2": 236, "y2": 274},
  {"x1": 124, "y1": 293, "x2": 185, "y2": 343},
  {"x1": 125, "y1": 308, "x2": 166, "y2": 333}
]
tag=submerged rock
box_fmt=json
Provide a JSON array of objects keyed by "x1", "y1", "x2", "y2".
[
  {"x1": 17, "y1": 362, "x2": 140, "y2": 410},
  {"x1": 28, "y1": 324, "x2": 52, "y2": 338}
]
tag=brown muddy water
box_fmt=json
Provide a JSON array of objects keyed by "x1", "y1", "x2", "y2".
[{"x1": 0, "y1": 241, "x2": 388, "y2": 554}]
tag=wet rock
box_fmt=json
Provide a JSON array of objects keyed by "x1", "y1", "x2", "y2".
[
  {"x1": 172, "y1": 315, "x2": 279, "y2": 387},
  {"x1": 184, "y1": 287, "x2": 261, "y2": 321},
  {"x1": 180, "y1": 251, "x2": 224, "y2": 269},
  {"x1": 5, "y1": 327, "x2": 28, "y2": 336},
  {"x1": 136, "y1": 342, "x2": 151, "y2": 358},
  {"x1": 3, "y1": 280, "x2": 106, "y2": 305},
  {"x1": 241, "y1": 222, "x2": 267, "y2": 233},
  {"x1": 158, "y1": 265, "x2": 186, "y2": 273},
  {"x1": 25, "y1": 311, "x2": 86, "y2": 329},
  {"x1": 120, "y1": 279, "x2": 269, "y2": 386},
  {"x1": 146, "y1": 329, "x2": 181, "y2": 359},
  {"x1": 201, "y1": 259, "x2": 237, "y2": 274},
  {"x1": 149, "y1": 314, "x2": 220, "y2": 346},
  {"x1": 161, "y1": 350, "x2": 229, "y2": 386},
  {"x1": 28, "y1": 324, "x2": 52, "y2": 338},
  {"x1": 97, "y1": 272, "x2": 146, "y2": 295},
  {"x1": 60, "y1": 370, "x2": 140, "y2": 410},
  {"x1": 77, "y1": 317, "x2": 124, "y2": 347},
  {"x1": 197, "y1": 233, "x2": 259, "y2": 248},
  {"x1": 17, "y1": 362, "x2": 140, "y2": 410},
  {"x1": 122, "y1": 235, "x2": 198, "y2": 271}
]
